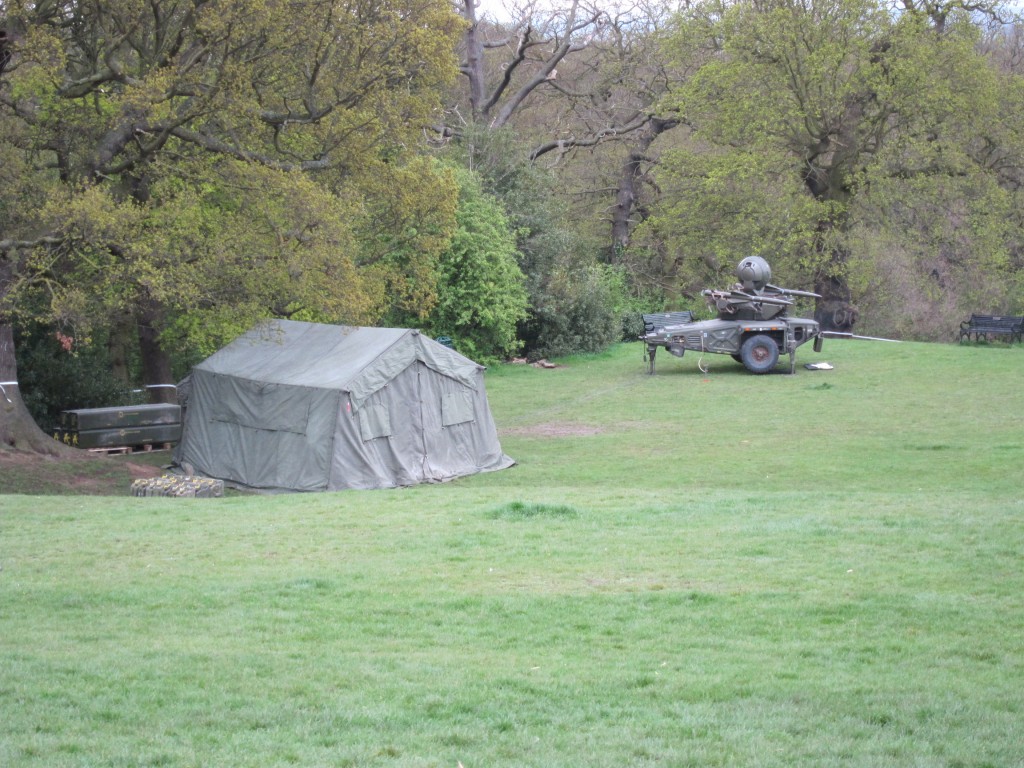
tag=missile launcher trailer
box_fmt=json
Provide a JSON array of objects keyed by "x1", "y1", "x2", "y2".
[{"x1": 642, "y1": 257, "x2": 823, "y2": 375}]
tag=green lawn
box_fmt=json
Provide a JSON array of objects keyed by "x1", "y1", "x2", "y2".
[{"x1": 2, "y1": 339, "x2": 1023, "y2": 767}]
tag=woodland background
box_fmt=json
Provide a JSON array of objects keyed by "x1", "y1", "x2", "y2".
[{"x1": 1, "y1": 0, "x2": 1023, "y2": 447}]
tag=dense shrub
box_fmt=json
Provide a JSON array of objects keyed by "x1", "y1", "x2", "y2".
[
  {"x1": 421, "y1": 167, "x2": 528, "y2": 364},
  {"x1": 445, "y1": 128, "x2": 622, "y2": 360},
  {"x1": 521, "y1": 264, "x2": 621, "y2": 360}
]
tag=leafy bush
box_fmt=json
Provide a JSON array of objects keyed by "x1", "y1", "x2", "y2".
[
  {"x1": 444, "y1": 128, "x2": 621, "y2": 360},
  {"x1": 620, "y1": 310, "x2": 648, "y2": 341},
  {"x1": 522, "y1": 264, "x2": 621, "y2": 360},
  {"x1": 421, "y1": 167, "x2": 528, "y2": 364}
]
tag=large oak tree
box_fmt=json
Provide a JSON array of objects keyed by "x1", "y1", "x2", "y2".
[
  {"x1": 0, "y1": 0, "x2": 462, "y2": 450},
  {"x1": 645, "y1": 0, "x2": 1023, "y2": 333}
]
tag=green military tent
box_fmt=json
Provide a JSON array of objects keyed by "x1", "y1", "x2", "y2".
[{"x1": 174, "y1": 320, "x2": 514, "y2": 491}]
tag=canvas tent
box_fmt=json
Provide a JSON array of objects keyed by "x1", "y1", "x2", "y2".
[{"x1": 174, "y1": 320, "x2": 514, "y2": 491}]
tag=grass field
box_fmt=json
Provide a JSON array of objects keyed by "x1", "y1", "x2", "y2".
[{"x1": 2, "y1": 339, "x2": 1023, "y2": 767}]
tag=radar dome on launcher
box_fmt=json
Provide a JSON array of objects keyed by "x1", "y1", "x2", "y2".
[{"x1": 736, "y1": 256, "x2": 771, "y2": 292}]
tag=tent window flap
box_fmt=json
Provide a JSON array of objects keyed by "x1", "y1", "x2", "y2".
[
  {"x1": 441, "y1": 391, "x2": 475, "y2": 427},
  {"x1": 359, "y1": 403, "x2": 392, "y2": 440}
]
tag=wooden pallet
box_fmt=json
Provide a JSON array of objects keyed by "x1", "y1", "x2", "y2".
[{"x1": 87, "y1": 443, "x2": 173, "y2": 455}]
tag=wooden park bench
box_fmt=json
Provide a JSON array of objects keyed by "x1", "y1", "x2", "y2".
[{"x1": 958, "y1": 314, "x2": 1024, "y2": 344}]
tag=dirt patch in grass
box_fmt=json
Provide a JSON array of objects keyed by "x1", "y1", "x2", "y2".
[
  {"x1": 501, "y1": 421, "x2": 605, "y2": 438},
  {"x1": 0, "y1": 447, "x2": 166, "y2": 496}
]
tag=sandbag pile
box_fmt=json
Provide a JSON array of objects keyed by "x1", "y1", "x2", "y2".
[{"x1": 131, "y1": 475, "x2": 224, "y2": 498}]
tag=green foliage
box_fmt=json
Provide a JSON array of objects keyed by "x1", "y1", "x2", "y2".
[
  {"x1": 21, "y1": 160, "x2": 377, "y2": 343},
  {"x1": 0, "y1": 0, "x2": 464, "y2": 374},
  {"x1": 842, "y1": 20, "x2": 1024, "y2": 335},
  {"x1": 520, "y1": 263, "x2": 622, "y2": 360},
  {"x1": 445, "y1": 126, "x2": 558, "y2": 240},
  {"x1": 350, "y1": 156, "x2": 460, "y2": 321},
  {"x1": 443, "y1": 125, "x2": 564, "y2": 292},
  {"x1": 14, "y1": 325, "x2": 141, "y2": 431},
  {"x1": 846, "y1": 165, "x2": 1020, "y2": 337},
  {"x1": 441, "y1": 126, "x2": 623, "y2": 358},
  {"x1": 600, "y1": 263, "x2": 674, "y2": 341},
  {"x1": 2, "y1": 150, "x2": 445, "y2": 365},
  {"x1": 413, "y1": 166, "x2": 528, "y2": 364},
  {"x1": 638, "y1": 145, "x2": 829, "y2": 297}
]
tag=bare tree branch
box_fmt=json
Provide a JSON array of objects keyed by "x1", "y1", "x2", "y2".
[
  {"x1": 529, "y1": 113, "x2": 653, "y2": 160},
  {"x1": 481, "y1": 24, "x2": 537, "y2": 117},
  {"x1": 456, "y1": 0, "x2": 606, "y2": 127},
  {"x1": 167, "y1": 126, "x2": 333, "y2": 171},
  {"x1": 0, "y1": 237, "x2": 64, "y2": 262},
  {"x1": 490, "y1": 3, "x2": 603, "y2": 127}
]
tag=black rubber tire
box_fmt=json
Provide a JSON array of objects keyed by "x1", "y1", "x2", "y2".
[{"x1": 740, "y1": 334, "x2": 779, "y2": 374}]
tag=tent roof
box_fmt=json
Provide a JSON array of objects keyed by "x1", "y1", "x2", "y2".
[{"x1": 194, "y1": 320, "x2": 482, "y2": 401}]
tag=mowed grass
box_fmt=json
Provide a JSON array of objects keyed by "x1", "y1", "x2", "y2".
[{"x1": 1, "y1": 340, "x2": 1023, "y2": 767}]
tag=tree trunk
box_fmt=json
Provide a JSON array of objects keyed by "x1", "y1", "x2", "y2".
[
  {"x1": 461, "y1": 0, "x2": 488, "y2": 120},
  {"x1": 136, "y1": 303, "x2": 177, "y2": 404},
  {"x1": 810, "y1": 237, "x2": 859, "y2": 332},
  {"x1": 107, "y1": 312, "x2": 134, "y2": 385},
  {"x1": 805, "y1": 166, "x2": 858, "y2": 333},
  {"x1": 814, "y1": 274, "x2": 859, "y2": 332},
  {"x1": 610, "y1": 117, "x2": 679, "y2": 259},
  {"x1": 0, "y1": 322, "x2": 72, "y2": 454}
]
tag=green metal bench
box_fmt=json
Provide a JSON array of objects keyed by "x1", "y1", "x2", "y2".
[{"x1": 959, "y1": 314, "x2": 1024, "y2": 344}]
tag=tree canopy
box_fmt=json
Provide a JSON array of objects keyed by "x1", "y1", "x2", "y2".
[
  {"x1": 642, "y1": 0, "x2": 1024, "y2": 334},
  {"x1": 0, "y1": 0, "x2": 464, "y2": 447}
]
